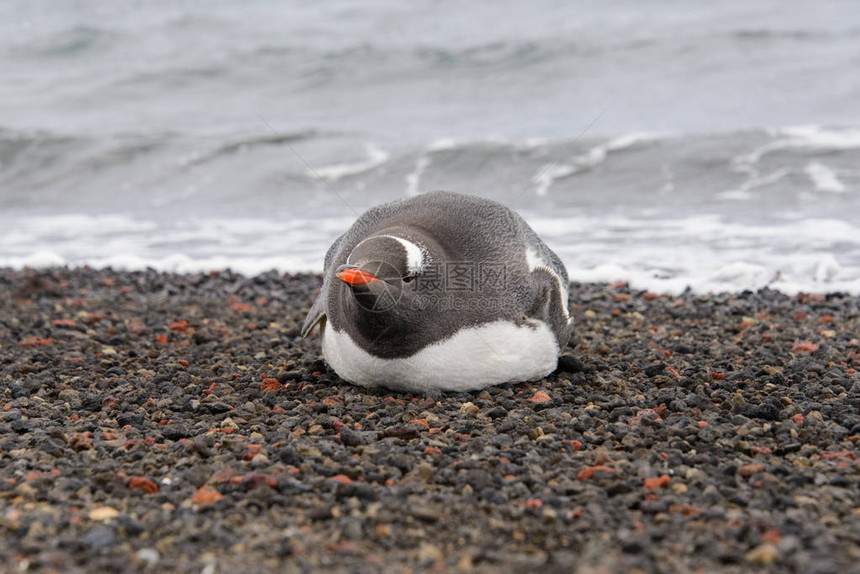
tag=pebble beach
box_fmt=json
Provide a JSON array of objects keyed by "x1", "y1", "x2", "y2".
[{"x1": 1, "y1": 267, "x2": 858, "y2": 573}]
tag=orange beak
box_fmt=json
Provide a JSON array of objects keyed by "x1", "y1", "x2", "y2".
[{"x1": 336, "y1": 266, "x2": 379, "y2": 285}]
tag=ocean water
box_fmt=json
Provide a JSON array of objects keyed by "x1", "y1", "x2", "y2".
[{"x1": 2, "y1": 1, "x2": 860, "y2": 294}]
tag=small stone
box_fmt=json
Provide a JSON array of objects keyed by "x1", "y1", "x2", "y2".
[
  {"x1": 745, "y1": 543, "x2": 778, "y2": 565},
  {"x1": 577, "y1": 465, "x2": 613, "y2": 480},
  {"x1": 9, "y1": 383, "x2": 30, "y2": 399},
  {"x1": 261, "y1": 378, "x2": 282, "y2": 392},
  {"x1": 220, "y1": 417, "x2": 239, "y2": 431},
  {"x1": 738, "y1": 463, "x2": 766, "y2": 477},
  {"x1": 162, "y1": 424, "x2": 189, "y2": 441},
  {"x1": 806, "y1": 410, "x2": 824, "y2": 422},
  {"x1": 411, "y1": 463, "x2": 435, "y2": 480},
  {"x1": 644, "y1": 475, "x2": 671, "y2": 490},
  {"x1": 459, "y1": 402, "x2": 479, "y2": 414},
  {"x1": 191, "y1": 485, "x2": 224, "y2": 505},
  {"x1": 644, "y1": 364, "x2": 665, "y2": 377},
  {"x1": 128, "y1": 476, "x2": 159, "y2": 494},
  {"x1": 118, "y1": 514, "x2": 145, "y2": 536},
  {"x1": 672, "y1": 483, "x2": 688, "y2": 494},
  {"x1": 409, "y1": 505, "x2": 441, "y2": 523},
  {"x1": 339, "y1": 426, "x2": 365, "y2": 446},
  {"x1": 307, "y1": 506, "x2": 333, "y2": 521},
  {"x1": 456, "y1": 553, "x2": 475, "y2": 570},
  {"x1": 136, "y1": 548, "x2": 160, "y2": 568},
  {"x1": 13, "y1": 482, "x2": 38, "y2": 499},
  {"x1": 792, "y1": 342, "x2": 818, "y2": 354},
  {"x1": 593, "y1": 448, "x2": 614, "y2": 465},
  {"x1": 418, "y1": 542, "x2": 443, "y2": 562},
  {"x1": 386, "y1": 425, "x2": 420, "y2": 440},
  {"x1": 84, "y1": 526, "x2": 118, "y2": 550},
  {"x1": 89, "y1": 506, "x2": 120, "y2": 521}
]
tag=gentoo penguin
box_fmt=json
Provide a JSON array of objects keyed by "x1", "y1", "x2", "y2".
[{"x1": 302, "y1": 190, "x2": 573, "y2": 393}]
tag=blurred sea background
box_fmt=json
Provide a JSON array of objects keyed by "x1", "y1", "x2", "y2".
[{"x1": 2, "y1": 0, "x2": 859, "y2": 294}]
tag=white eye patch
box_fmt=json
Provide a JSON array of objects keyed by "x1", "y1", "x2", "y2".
[{"x1": 380, "y1": 235, "x2": 426, "y2": 275}]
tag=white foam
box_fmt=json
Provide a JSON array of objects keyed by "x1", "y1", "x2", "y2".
[
  {"x1": 527, "y1": 213, "x2": 860, "y2": 295},
  {"x1": 313, "y1": 143, "x2": 390, "y2": 181},
  {"x1": 715, "y1": 189, "x2": 753, "y2": 201},
  {"x1": 0, "y1": 213, "x2": 352, "y2": 275},
  {"x1": 532, "y1": 164, "x2": 577, "y2": 196},
  {"x1": 572, "y1": 131, "x2": 676, "y2": 170},
  {"x1": 814, "y1": 254, "x2": 841, "y2": 283},
  {"x1": 805, "y1": 162, "x2": 846, "y2": 193},
  {"x1": 3, "y1": 210, "x2": 860, "y2": 295},
  {"x1": 605, "y1": 131, "x2": 676, "y2": 151},
  {"x1": 0, "y1": 250, "x2": 67, "y2": 269},
  {"x1": 404, "y1": 155, "x2": 431, "y2": 197},
  {"x1": 781, "y1": 125, "x2": 860, "y2": 149},
  {"x1": 658, "y1": 165, "x2": 675, "y2": 195},
  {"x1": 709, "y1": 262, "x2": 775, "y2": 291},
  {"x1": 739, "y1": 126, "x2": 860, "y2": 165},
  {"x1": 520, "y1": 138, "x2": 549, "y2": 149},
  {"x1": 428, "y1": 138, "x2": 458, "y2": 151},
  {"x1": 718, "y1": 168, "x2": 789, "y2": 200}
]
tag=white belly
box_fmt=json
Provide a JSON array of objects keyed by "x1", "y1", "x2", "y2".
[{"x1": 321, "y1": 319, "x2": 559, "y2": 393}]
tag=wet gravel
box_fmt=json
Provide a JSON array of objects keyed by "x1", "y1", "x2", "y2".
[{"x1": 1, "y1": 268, "x2": 858, "y2": 573}]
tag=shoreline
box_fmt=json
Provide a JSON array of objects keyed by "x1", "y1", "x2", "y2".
[{"x1": 1, "y1": 268, "x2": 858, "y2": 572}]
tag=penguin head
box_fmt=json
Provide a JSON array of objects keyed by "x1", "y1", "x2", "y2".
[
  {"x1": 334, "y1": 233, "x2": 431, "y2": 337},
  {"x1": 339, "y1": 235, "x2": 423, "y2": 283},
  {"x1": 336, "y1": 233, "x2": 424, "y2": 297}
]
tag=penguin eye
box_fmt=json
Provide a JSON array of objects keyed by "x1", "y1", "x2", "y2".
[{"x1": 402, "y1": 276, "x2": 414, "y2": 284}]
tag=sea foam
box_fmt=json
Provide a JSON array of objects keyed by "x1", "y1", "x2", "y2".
[{"x1": 2, "y1": 210, "x2": 859, "y2": 295}]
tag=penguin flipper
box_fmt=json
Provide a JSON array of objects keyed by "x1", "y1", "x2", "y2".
[
  {"x1": 527, "y1": 266, "x2": 573, "y2": 348},
  {"x1": 301, "y1": 291, "x2": 326, "y2": 337},
  {"x1": 302, "y1": 231, "x2": 348, "y2": 338}
]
